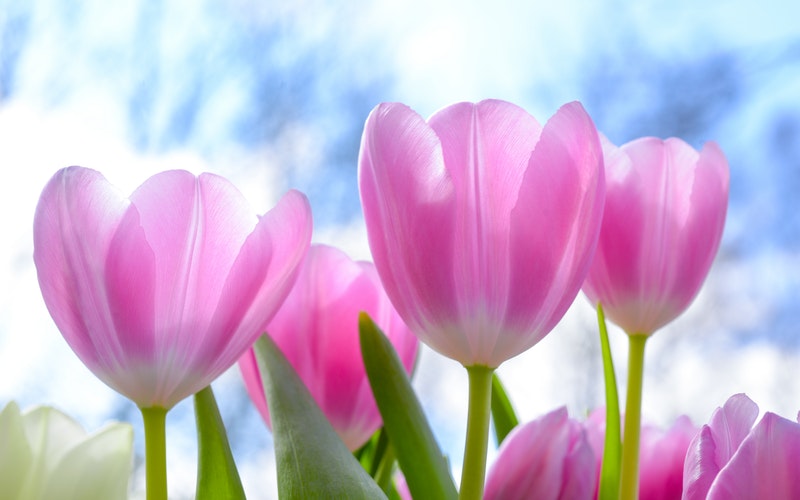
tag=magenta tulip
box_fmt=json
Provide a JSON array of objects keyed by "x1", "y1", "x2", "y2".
[
  {"x1": 34, "y1": 167, "x2": 312, "y2": 409},
  {"x1": 358, "y1": 99, "x2": 605, "y2": 368},
  {"x1": 583, "y1": 137, "x2": 729, "y2": 336},
  {"x1": 484, "y1": 407, "x2": 596, "y2": 500},
  {"x1": 683, "y1": 394, "x2": 800, "y2": 499},
  {"x1": 238, "y1": 244, "x2": 419, "y2": 451}
]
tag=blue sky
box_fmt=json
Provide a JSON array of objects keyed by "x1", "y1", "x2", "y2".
[{"x1": 2, "y1": 0, "x2": 800, "y2": 497}]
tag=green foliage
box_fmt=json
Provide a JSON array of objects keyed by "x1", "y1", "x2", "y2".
[
  {"x1": 359, "y1": 313, "x2": 458, "y2": 500},
  {"x1": 254, "y1": 335, "x2": 387, "y2": 499},
  {"x1": 194, "y1": 385, "x2": 246, "y2": 500}
]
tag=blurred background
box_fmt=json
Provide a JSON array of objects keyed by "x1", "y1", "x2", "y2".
[{"x1": 1, "y1": 0, "x2": 799, "y2": 497}]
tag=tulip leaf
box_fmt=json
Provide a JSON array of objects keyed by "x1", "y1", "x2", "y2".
[
  {"x1": 254, "y1": 334, "x2": 387, "y2": 499},
  {"x1": 490, "y1": 373, "x2": 519, "y2": 445},
  {"x1": 194, "y1": 385, "x2": 246, "y2": 500},
  {"x1": 359, "y1": 313, "x2": 458, "y2": 500},
  {"x1": 597, "y1": 303, "x2": 622, "y2": 500}
]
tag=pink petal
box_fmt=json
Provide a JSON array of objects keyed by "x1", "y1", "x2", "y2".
[
  {"x1": 427, "y1": 100, "x2": 544, "y2": 365},
  {"x1": 33, "y1": 167, "x2": 133, "y2": 375},
  {"x1": 502, "y1": 101, "x2": 605, "y2": 362},
  {"x1": 682, "y1": 394, "x2": 759, "y2": 500},
  {"x1": 485, "y1": 407, "x2": 595, "y2": 500},
  {"x1": 239, "y1": 244, "x2": 417, "y2": 451},
  {"x1": 358, "y1": 102, "x2": 457, "y2": 350},
  {"x1": 707, "y1": 413, "x2": 800, "y2": 499}
]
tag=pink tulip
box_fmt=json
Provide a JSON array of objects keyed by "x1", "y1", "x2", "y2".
[
  {"x1": 238, "y1": 244, "x2": 419, "y2": 451},
  {"x1": 33, "y1": 167, "x2": 312, "y2": 409},
  {"x1": 358, "y1": 99, "x2": 605, "y2": 367},
  {"x1": 583, "y1": 408, "x2": 697, "y2": 500},
  {"x1": 484, "y1": 407, "x2": 596, "y2": 500},
  {"x1": 683, "y1": 394, "x2": 800, "y2": 499},
  {"x1": 583, "y1": 136, "x2": 729, "y2": 335}
]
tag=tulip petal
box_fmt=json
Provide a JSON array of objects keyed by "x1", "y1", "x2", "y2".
[
  {"x1": 485, "y1": 407, "x2": 594, "y2": 500},
  {"x1": 43, "y1": 422, "x2": 133, "y2": 500},
  {"x1": 707, "y1": 412, "x2": 800, "y2": 499},
  {"x1": 358, "y1": 103, "x2": 457, "y2": 352},
  {"x1": 0, "y1": 402, "x2": 32, "y2": 499},
  {"x1": 501, "y1": 102, "x2": 604, "y2": 363},
  {"x1": 428, "y1": 100, "x2": 543, "y2": 364},
  {"x1": 33, "y1": 167, "x2": 131, "y2": 372},
  {"x1": 682, "y1": 393, "x2": 758, "y2": 500}
]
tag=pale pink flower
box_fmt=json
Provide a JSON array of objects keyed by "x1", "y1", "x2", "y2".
[
  {"x1": 583, "y1": 137, "x2": 729, "y2": 335},
  {"x1": 683, "y1": 394, "x2": 800, "y2": 499},
  {"x1": 359, "y1": 100, "x2": 605, "y2": 367},
  {"x1": 34, "y1": 167, "x2": 312, "y2": 409},
  {"x1": 484, "y1": 407, "x2": 596, "y2": 500},
  {"x1": 238, "y1": 244, "x2": 418, "y2": 451}
]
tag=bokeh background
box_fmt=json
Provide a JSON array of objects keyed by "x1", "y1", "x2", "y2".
[{"x1": 2, "y1": 0, "x2": 799, "y2": 498}]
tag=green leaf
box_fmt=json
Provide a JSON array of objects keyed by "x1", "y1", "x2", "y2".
[
  {"x1": 597, "y1": 303, "x2": 622, "y2": 500},
  {"x1": 490, "y1": 373, "x2": 519, "y2": 446},
  {"x1": 194, "y1": 385, "x2": 246, "y2": 500},
  {"x1": 254, "y1": 334, "x2": 387, "y2": 499},
  {"x1": 359, "y1": 313, "x2": 458, "y2": 500}
]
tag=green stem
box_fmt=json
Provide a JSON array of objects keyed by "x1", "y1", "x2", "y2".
[
  {"x1": 141, "y1": 406, "x2": 169, "y2": 500},
  {"x1": 597, "y1": 304, "x2": 621, "y2": 500},
  {"x1": 459, "y1": 365, "x2": 494, "y2": 500},
  {"x1": 373, "y1": 440, "x2": 397, "y2": 494},
  {"x1": 619, "y1": 334, "x2": 648, "y2": 500}
]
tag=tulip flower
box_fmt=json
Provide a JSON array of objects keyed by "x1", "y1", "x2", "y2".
[
  {"x1": 582, "y1": 137, "x2": 729, "y2": 500},
  {"x1": 584, "y1": 408, "x2": 698, "y2": 500},
  {"x1": 683, "y1": 394, "x2": 800, "y2": 499},
  {"x1": 239, "y1": 244, "x2": 419, "y2": 451},
  {"x1": 33, "y1": 166, "x2": 312, "y2": 499},
  {"x1": 359, "y1": 99, "x2": 605, "y2": 499},
  {"x1": 583, "y1": 136, "x2": 729, "y2": 336},
  {"x1": 484, "y1": 407, "x2": 596, "y2": 500},
  {"x1": 0, "y1": 401, "x2": 133, "y2": 500}
]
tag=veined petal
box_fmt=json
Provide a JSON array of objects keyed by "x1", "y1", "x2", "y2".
[
  {"x1": 428, "y1": 100, "x2": 543, "y2": 364},
  {"x1": 500, "y1": 101, "x2": 604, "y2": 365},
  {"x1": 33, "y1": 167, "x2": 131, "y2": 374},
  {"x1": 682, "y1": 393, "x2": 759, "y2": 500},
  {"x1": 485, "y1": 407, "x2": 594, "y2": 500},
  {"x1": 239, "y1": 244, "x2": 417, "y2": 451},
  {"x1": 707, "y1": 412, "x2": 800, "y2": 499},
  {"x1": 358, "y1": 103, "x2": 456, "y2": 349}
]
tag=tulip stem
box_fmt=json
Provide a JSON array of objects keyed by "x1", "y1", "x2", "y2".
[
  {"x1": 459, "y1": 365, "x2": 494, "y2": 500},
  {"x1": 141, "y1": 406, "x2": 169, "y2": 500},
  {"x1": 619, "y1": 334, "x2": 648, "y2": 500}
]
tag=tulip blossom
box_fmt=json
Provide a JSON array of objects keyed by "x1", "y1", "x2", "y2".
[
  {"x1": 239, "y1": 244, "x2": 419, "y2": 451},
  {"x1": 485, "y1": 407, "x2": 696, "y2": 500},
  {"x1": 484, "y1": 407, "x2": 596, "y2": 500},
  {"x1": 0, "y1": 401, "x2": 133, "y2": 500},
  {"x1": 581, "y1": 136, "x2": 728, "y2": 499},
  {"x1": 33, "y1": 166, "x2": 312, "y2": 410},
  {"x1": 683, "y1": 394, "x2": 800, "y2": 499},
  {"x1": 583, "y1": 136, "x2": 729, "y2": 336},
  {"x1": 358, "y1": 99, "x2": 605, "y2": 368},
  {"x1": 584, "y1": 409, "x2": 698, "y2": 500},
  {"x1": 359, "y1": 99, "x2": 604, "y2": 499}
]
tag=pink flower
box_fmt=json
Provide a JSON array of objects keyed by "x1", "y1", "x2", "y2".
[
  {"x1": 238, "y1": 244, "x2": 418, "y2": 451},
  {"x1": 583, "y1": 137, "x2": 729, "y2": 335},
  {"x1": 584, "y1": 409, "x2": 698, "y2": 500},
  {"x1": 486, "y1": 407, "x2": 697, "y2": 500},
  {"x1": 358, "y1": 100, "x2": 605, "y2": 367},
  {"x1": 484, "y1": 407, "x2": 596, "y2": 500},
  {"x1": 33, "y1": 167, "x2": 312, "y2": 409},
  {"x1": 683, "y1": 394, "x2": 800, "y2": 499}
]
